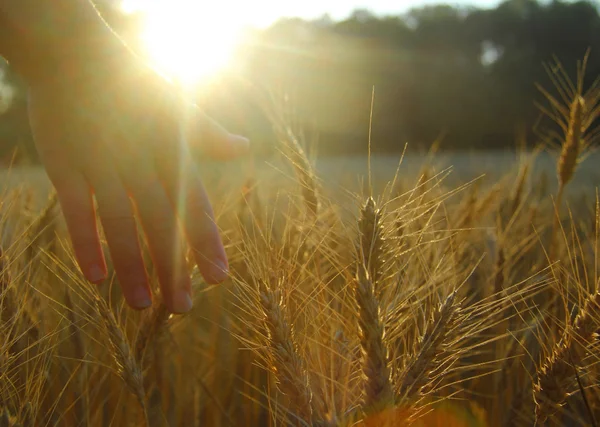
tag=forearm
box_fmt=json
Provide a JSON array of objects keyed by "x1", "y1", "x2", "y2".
[{"x1": 0, "y1": 1, "x2": 126, "y2": 83}]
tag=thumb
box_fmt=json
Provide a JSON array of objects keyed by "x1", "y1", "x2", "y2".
[{"x1": 183, "y1": 106, "x2": 250, "y2": 161}]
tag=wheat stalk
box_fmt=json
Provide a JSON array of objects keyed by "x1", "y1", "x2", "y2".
[
  {"x1": 397, "y1": 290, "x2": 460, "y2": 403},
  {"x1": 63, "y1": 288, "x2": 88, "y2": 426},
  {"x1": 358, "y1": 197, "x2": 385, "y2": 286},
  {"x1": 557, "y1": 96, "x2": 584, "y2": 189},
  {"x1": 25, "y1": 191, "x2": 58, "y2": 262},
  {"x1": 94, "y1": 295, "x2": 148, "y2": 424},
  {"x1": 534, "y1": 291, "x2": 600, "y2": 422},
  {"x1": 354, "y1": 264, "x2": 394, "y2": 411},
  {"x1": 134, "y1": 299, "x2": 170, "y2": 367},
  {"x1": 0, "y1": 401, "x2": 34, "y2": 427},
  {"x1": 258, "y1": 277, "x2": 315, "y2": 424}
]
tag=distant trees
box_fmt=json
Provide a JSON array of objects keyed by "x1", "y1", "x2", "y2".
[{"x1": 233, "y1": 0, "x2": 600, "y2": 154}]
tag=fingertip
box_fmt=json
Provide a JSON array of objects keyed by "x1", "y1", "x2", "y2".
[
  {"x1": 227, "y1": 134, "x2": 250, "y2": 156},
  {"x1": 170, "y1": 290, "x2": 193, "y2": 314},
  {"x1": 199, "y1": 257, "x2": 229, "y2": 284},
  {"x1": 191, "y1": 110, "x2": 250, "y2": 160},
  {"x1": 129, "y1": 288, "x2": 153, "y2": 310},
  {"x1": 120, "y1": 275, "x2": 153, "y2": 310},
  {"x1": 200, "y1": 133, "x2": 250, "y2": 161},
  {"x1": 87, "y1": 263, "x2": 107, "y2": 284}
]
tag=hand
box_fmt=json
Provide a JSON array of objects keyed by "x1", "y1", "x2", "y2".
[{"x1": 27, "y1": 49, "x2": 249, "y2": 313}]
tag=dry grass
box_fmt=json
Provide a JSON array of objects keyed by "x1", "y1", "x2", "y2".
[{"x1": 0, "y1": 59, "x2": 599, "y2": 427}]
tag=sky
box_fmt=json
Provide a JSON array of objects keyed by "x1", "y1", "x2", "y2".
[{"x1": 121, "y1": 0, "x2": 504, "y2": 28}]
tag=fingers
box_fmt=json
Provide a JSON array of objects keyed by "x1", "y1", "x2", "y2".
[
  {"x1": 49, "y1": 169, "x2": 107, "y2": 284},
  {"x1": 184, "y1": 106, "x2": 250, "y2": 160},
  {"x1": 158, "y1": 153, "x2": 229, "y2": 284},
  {"x1": 129, "y1": 174, "x2": 192, "y2": 314},
  {"x1": 93, "y1": 174, "x2": 152, "y2": 310},
  {"x1": 30, "y1": 106, "x2": 108, "y2": 284}
]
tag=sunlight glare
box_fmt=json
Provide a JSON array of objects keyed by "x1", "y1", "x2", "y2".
[{"x1": 138, "y1": 1, "x2": 244, "y2": 85}]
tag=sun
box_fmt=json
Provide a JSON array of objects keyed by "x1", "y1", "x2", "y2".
[{"x1": 130, "y1": 1, "x2": 244, "y2": 86}]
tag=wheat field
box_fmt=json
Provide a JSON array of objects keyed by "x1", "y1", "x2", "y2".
[{"x1": 1, "y1": 59, "x2": 600, "y2": 427}]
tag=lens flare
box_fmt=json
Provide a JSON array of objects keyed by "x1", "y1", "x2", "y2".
[{"x1": 135, "y1": 1, "x2": 243, "y2": 85}]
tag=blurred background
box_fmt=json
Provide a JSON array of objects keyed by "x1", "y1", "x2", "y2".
[{"x1": 0, "y1": 0, "x2": 599, "y2": 164}]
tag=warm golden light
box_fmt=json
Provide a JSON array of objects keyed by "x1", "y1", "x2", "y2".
[{"x1": 133, "y1": 1, "x2": 243, "y2": 85}]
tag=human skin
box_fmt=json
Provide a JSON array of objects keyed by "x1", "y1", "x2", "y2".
[{"x1": 0, "y1": 1, "x2": 249, "y2": 313}]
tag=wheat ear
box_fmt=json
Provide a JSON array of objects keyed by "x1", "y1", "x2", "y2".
[
  {"x1": 355, "y1": 264, "x2": 394, "y2": 411},
  {"x1": 94, "y1": 296, "x2": 147, "y2": 423},
  {"x1": 258, "y1": 278, "x2": 314, "y2": 423},
  {"x1": 534, "y1": 291, "x2": 600, "y2": 422},
  {"x1": 359, "y1": 197, "x2": 385, "y2": 286},
  {"x1": 397, "y1": 290, "x2": 460, "y2": 402}
]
